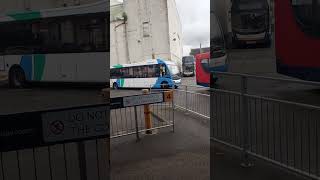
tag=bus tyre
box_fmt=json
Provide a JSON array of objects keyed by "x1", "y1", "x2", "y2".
[
  {"x1": 9, "y1": 67, "x2": 26, "y2": 88},
  {"x1": 113, "y1": 83, "x2": 119, "y2": 89}
]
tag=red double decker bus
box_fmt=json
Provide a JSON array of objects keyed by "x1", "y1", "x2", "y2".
[
  {"x1": 196, "y1": 11, "x2": 228, "y2": 87},
  {"x1": 275, "y1": 0, "x2": 320, "y2": 81}
]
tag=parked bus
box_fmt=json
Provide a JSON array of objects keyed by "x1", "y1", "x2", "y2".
[
  {"x1": 110, "y1": 59, "x2": 181, "y2": 89},
  {"x1": 196, "y1": 11, "x2": 228, "y2": 87},
  {"x1": 275, "y1": 0, "x2": 320, "y2": 81},
  {"x1": 182, "y1": 56, "x2": 195, "y2": 77},
  {"x1": 231, "y1": 0, "x2": 271, "y2": 48},
  {"x1": 0, "y1": 0, "x2": 109, "y2": 88}
]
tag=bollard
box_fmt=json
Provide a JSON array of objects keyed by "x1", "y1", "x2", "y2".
[{"x1": 142, "y1": 89, "x2": 153, "y2": 134}]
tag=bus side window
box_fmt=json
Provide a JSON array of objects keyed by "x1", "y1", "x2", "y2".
[
  {"x1": 139, "y1": 66, "x2": 147, "y2": 78},
  {"x1": 110, "y1": 69, "x2": 115, "y2": 79},
  {"x1": 133, "y1": 66, "x2": 141, "y2": 78},
  {"x1": 148, "y1": 65, "x2": 156, "y2": 77},
  {"x1": 111, "y1": 68, "x2": 120, "y2": 79},
  {"x1": 154, "y1": 65, "x2": 161, "y2": 77},
  {"x1": 128, "y1": 67, "x2": 134, "y2": 78},
  {"x1": 122, "y1": 68, "x2": 131, "y2": 78}
]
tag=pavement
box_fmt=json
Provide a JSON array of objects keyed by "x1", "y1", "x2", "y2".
[
  {"x1": 110, "y1": 110, "x2": 210, "y2": 180},
  {"x1": 110, "y1": 104, "x2": 309, "y2": 180},
  {"x1": 213, "y1": 143, "x2": 309, "y2": 180}
]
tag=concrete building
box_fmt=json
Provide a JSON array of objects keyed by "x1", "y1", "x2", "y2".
[{"x1": 110, "y1": 0, "x2": 183, "y2": 69}]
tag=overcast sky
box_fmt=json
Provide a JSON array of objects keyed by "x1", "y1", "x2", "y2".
[{"x1": 175, "y1": 0, "x2": 210, "y2": 56}]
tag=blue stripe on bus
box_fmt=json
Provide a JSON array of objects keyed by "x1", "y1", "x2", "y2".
[
  {"x1": 197, "y1": 82, "x2": 209, "y2": 87},
  {"x1": 20, "y1": 55, "x2": 32, "y2": 81},
  {"x1": 156, "y1": 59, "x2": 165, "y2": 64},
  {"x1": 153, "y1": 77, "x2": 175, "y2": 89},
  {"x1": 209, "y1": 65, "x2": 228, "y2": 72},
  {"x1": 154, "y1": 59, "x2": 175, "y2": 88},
  {"x1": 116, "y1": 79, "x2": 120, "y2": 87}
]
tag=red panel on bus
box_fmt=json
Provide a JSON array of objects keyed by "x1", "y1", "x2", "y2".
[{"x1": 196, "y1": 52, "x2": 210, "y2": 87}]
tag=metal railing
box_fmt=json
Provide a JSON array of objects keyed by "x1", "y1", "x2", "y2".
[
  {"x1": 0, "y1": 139, "x2": 109, "y2": 180},
  {"x1": 173, "y1": 85, "x2": 210, "y2": 119},
  {"x1": 211, "y1": 71, "x2": 320, "y2": 179},
  {"x1": 110, "y1": 95, "x2": 174, "y2": 140},
  {"x1": 0, "y1": 104, "x2": 110, "y2": 180}
]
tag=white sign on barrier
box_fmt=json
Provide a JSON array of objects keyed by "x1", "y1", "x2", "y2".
[
  {"x1": 42, "y1": 106, "x2": 109, "y2": 143},
  {"x1": 123, "y1": 93, "x2": 164, "y2": 107}
]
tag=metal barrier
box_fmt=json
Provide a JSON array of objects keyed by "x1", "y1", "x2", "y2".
[
  {"x1": 210, "y1": 71, "x2": 320, "y2": 179},
  {"x1": 0, "y1": 104, "x2": 110, "y2": 180},
  {"x1": 172, "y1": 85, "x2": 210, "y2": 119},
  {"x1": 110, "y1": 90, "x2": 174, "y2": 139}
]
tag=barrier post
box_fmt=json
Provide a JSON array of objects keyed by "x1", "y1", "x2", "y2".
[
  {"x1": 172, "y1": 91, "x2": 175, "y2": 133},
  {"x1": 185, "y1": 85, "x2": 189, "y2": 114},
  {"x1": 134, "y1": 106, "x2": 140, "y2": 141},
  {"x1": 164, "y1": 90, "x2": 175, "y2": 133},
  {"x1": 142, "y1": 89, "x2": 153, "y2": 134},
  {"x1": 240, "y1": 76, "x2": 253, "y2": 167},
  {"x1": 78, "y1": 142, "x2": 88, "y2": 180}
]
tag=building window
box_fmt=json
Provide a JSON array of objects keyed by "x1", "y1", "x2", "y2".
[{"x1": 142, "y1": 22, "x2": 150, "y2": 37}]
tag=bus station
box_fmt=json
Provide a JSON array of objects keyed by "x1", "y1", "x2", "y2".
[{"x1": 0, "y1": 0, "x2": 320, "y2": 180}]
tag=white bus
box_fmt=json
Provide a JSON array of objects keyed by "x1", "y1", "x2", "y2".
[
  {"x1": 110, "y1": 59, "x2": 181, "y2": 89},
  {"x1": 0, "y1": 0, "x2": 109, "y2": 88}
]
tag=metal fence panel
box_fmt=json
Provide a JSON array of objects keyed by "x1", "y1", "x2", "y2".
[
  {"x1": 0, "y1": 139, "x2": 109, "y2": 180},
  {"x1": 110, "y1": 100, "x2": 174, "y2": 139},
  {"x1": 173, "y1": 86, "x2": 210, "y2": 119},
  {"x1": 210, "y1": 71, "x2": 320, "y2": 179}
]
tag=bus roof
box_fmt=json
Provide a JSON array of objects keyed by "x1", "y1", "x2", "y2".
[
  {"x1": 111, "y1": 59, "x2": 176, "y2": 68},
  {"x1": 0, "y1": 0, "x2": 108, "y2": 23},
  {"x1": 195, "y1": 52, "x2": 210, "y2": 60}
]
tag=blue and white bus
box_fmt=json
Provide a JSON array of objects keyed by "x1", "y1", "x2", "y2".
[
  {"x1": 0, "y1": 0, "x2": 109, "y2": 88},
  {"x1": 110, "y1": 59, "x2": 181, "y2": 89}
]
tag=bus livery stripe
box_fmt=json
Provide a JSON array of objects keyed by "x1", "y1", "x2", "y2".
[
  {"x1": 20, "y1": 55, "x2": 33, "y2": 81},
  {"x1": 116, "y1": 79, "x2": 124, "y2": 87},
  {"x1": 7, "y1": 11, "x2": 41, "y2": 21},
  {"x1": 113, "y1": 64, "x2": 123, "y2": 68},
  {"x1": 33, "y1": 54, "x2": 46, "y2": 81}
]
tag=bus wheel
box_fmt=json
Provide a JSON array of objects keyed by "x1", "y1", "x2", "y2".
[
  {"x1": 161, "y1": 82, "x2": 169, "y2": 89},
  {"x1": 113, "y1": 82, "x2": 119, "y2": 89},
  {"x1": 9, "y1": 67, "x2": 26, "y2": 88}
]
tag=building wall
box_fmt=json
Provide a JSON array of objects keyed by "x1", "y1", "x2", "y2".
[
  {"x1": 167, "y1": 0, "x2": 183, "y2": 69},
  {"x1": 110, "y1": 21, "x2": 129, "y2": 65},
  {"x1": 124, "y1": 0, "x2": 172, "y2": 63},
  {"x1": 110, "y1": 0, "x2": 182, "y2": 67}
]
